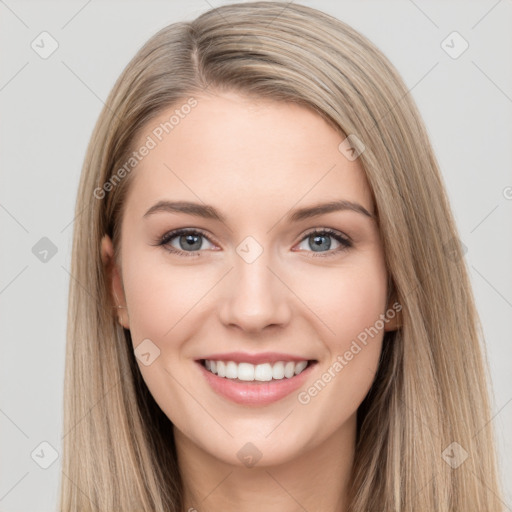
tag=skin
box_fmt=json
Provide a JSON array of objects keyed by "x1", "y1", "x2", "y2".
[{"x1": 101, "y1": 91, "x2": 400, "y2": 512}]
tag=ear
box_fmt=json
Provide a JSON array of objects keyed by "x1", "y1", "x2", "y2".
[
  {"x1": 384, "y1": 285, "x2": 402, "y2": 332},
  {"x1": 101, "y1": 235, "x2": 130, "y2": 329}
]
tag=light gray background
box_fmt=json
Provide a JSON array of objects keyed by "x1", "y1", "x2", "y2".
[{"x1": 1, "y1": 1, "x2": 511, "y2": 510}]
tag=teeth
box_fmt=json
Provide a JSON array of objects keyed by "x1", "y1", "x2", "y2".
[
  {"x1": 202, "y1": 359, "x2": 311, "y2": 381},
  {"x1": 254, "y1": 363, "x2": 273, "y2": 381},
  {"x1": 225, "y1": 361, "x2": 238, "y2": 379},
  {"x1": 272, "y1": 361, "x2": 285, "y2": 380},
  {"x1": 238, "y1": 362, "x2": 255, "y2": 381},
  {"x1": 284, "y1": 361, "x2": 295, "y2": 378},
  {"x1": 294, "y1": 360, "x2": 308, "y2": 375},
  {"x1": 217, "y1": 361, "x2": 226, "y2": 377}
]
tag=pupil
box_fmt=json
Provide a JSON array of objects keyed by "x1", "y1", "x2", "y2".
[
  {"x1": 181, "y1": 234, "x2": 201, "y2": 250},
  {"x1": 311, "y1": 234, "x2": 331, "y2": 252}
]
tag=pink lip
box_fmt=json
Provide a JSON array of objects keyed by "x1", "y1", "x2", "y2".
[
  {"x1": 197, "y1": 351, "x2": 313, "y2": 365},
  {"x1": 196, "y1": 360, "x2": 317, "y2": 406}
]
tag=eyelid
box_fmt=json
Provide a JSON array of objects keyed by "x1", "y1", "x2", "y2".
[
  {"x1": 299, "y1": 226, "x2": 353, "y2": 245},
  {"x1": 155, "y1": 227, "x2": 218, "y2": 257}
]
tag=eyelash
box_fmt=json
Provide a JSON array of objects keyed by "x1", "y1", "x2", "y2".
[{"x1": 153, "y1": 228, "x2": 353, "y2": 258}]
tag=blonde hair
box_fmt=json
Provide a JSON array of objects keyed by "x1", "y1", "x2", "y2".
[{"x1": 60, "y1": 2, "x2": 503, "y2": 510}]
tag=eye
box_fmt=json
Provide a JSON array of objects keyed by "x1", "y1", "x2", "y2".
[
  {"x1": 153, "y1": 227, "x2": 352, "y2": 258},
  {"x1": 155, "y1": 228, "x2": 216, "y2": 257},
  {"x1": 295, "y1": 228, "x2": 352, "y2": 257}
]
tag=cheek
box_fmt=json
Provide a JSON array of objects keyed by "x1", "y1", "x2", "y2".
[
  {"x1": 120, "y1": 250, "x2": 207, "y2": 425},
  {"x1": 121, "y1": 249, "x2": 209, "y2": 342},
  {"x1": 296, "y1": 269, "x2": 387, "y2": 424},
  {"x1": 294, "y1": 257, "x2": 387, "y2": 406},
  {"x1": 300, "y1": 257, "x2": 388, "y2": 352},
  {"x1": 330, "y1": 269, "x2": 386, "y2": 349}
]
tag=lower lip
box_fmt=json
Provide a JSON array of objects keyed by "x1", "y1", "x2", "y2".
[{"x1": 196, "y1": 360, "x2": 317, "y2": 406}]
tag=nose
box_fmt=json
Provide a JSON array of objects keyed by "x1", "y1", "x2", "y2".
[{"x1": 218, "y1": 248, "x2": 292, "y2": 333}]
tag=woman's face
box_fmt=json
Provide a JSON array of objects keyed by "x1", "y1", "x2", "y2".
[{"x1": 103, "y1": 91, "x2": 397, "y2": 466}]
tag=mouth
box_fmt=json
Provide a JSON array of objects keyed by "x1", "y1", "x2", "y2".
[
  {"x1": 195, "y1": 357, "x2": 318, "y2": 406},
  {"x1": 197, "y1": 358, "x2": 317, "y2": 383}
]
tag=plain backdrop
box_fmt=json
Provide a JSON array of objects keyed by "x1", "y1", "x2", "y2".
[{"x1": 1, "y1": 1, "x2": 511, "y2": 510}]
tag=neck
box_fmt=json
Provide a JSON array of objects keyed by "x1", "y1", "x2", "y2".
[{"x1": 174, "y1": 414, "x2": 356, "y2": 512}]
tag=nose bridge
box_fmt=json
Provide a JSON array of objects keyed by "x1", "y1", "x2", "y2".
[{"x1": 218, "y1": 235, "x2": 291, "y2": 330}]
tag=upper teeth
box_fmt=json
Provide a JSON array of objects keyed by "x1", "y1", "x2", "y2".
[{"x1": 204, "y1": 360, "x2": 309, "y2": 381}]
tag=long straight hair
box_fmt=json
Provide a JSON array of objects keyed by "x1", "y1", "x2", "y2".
[{"x1": 59, "y1": 2, "x2": 503, "y2": 510}]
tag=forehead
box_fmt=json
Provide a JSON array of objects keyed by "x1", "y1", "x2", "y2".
[{"x1": 125, "y1": 91, "x2": 374, "y2": 218}]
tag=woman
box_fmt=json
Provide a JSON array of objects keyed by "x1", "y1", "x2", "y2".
[{"x1": 60, "y1": 2, "x2": 503, "y2": 510}]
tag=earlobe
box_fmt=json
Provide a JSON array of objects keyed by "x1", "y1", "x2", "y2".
[
  {"x1": 100, "y1": 234, "x2": 114, "y2": 266},
  {"x1": 384, "y1": 308, "x2": 402, "y2": 332},
  {"x1": 384, "y1": 287, "x2": 403, "y2": 332},
  {"x1": 101, "y1": 234, "x2": 130, "y2": 329}
]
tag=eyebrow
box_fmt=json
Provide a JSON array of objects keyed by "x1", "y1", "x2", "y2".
[{"x1": 143, "y1": 199, "x2": 374, "y2": 223}]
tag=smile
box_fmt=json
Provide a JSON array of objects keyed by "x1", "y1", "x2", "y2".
[
  {"x1": 195, "y1": 356, "x2": 318, "y2": 406},
  {"x1": 202, "y1": 359, "x2": 311, "y2": 381}
]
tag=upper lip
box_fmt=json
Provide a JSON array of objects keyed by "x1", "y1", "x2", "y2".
[{"x1": 197, "y1": 352, "x2": 316, "y2": 365}]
